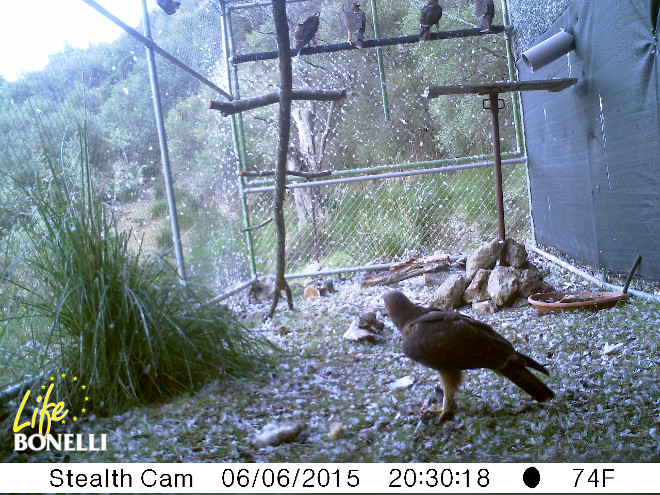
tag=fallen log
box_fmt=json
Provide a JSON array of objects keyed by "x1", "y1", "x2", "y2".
[{"x1": 361, "y1": 253, "x2": 451, "y2": 287}]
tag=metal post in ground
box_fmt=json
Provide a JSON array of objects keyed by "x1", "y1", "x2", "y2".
[{"x1": 140, "y1": 0, "x2": 187, "y2": 282}]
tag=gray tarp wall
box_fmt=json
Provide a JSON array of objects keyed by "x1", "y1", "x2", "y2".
[{"x1": 516, "y1": 0, "x2": 660, "y2": 280}]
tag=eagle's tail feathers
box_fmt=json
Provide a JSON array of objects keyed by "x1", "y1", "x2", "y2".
[
  {"x1": 517, "y1": 352, "x2": 550, "y2": 375},
  {"x1": 499, "y1": 364, "x2": 555, "y2": 402}
]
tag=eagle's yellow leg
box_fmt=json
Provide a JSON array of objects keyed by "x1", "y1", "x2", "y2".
[{"x1": 420, "y1": 370, "x2": 462, "y2": 422}]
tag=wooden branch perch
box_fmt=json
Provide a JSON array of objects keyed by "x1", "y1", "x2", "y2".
[
  {"x1": 241, "y1": 217, "x2": 273, "y2": 232},
  {"x1": 239, "y1": 169, "x2": 332, "y2": 179},
  {"x1": 209, "y1": 89, "x2": 347, "y2": 116}
]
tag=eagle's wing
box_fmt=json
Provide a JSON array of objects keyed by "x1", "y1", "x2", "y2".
[
  {"x1": 402, "y1": 310, "x2": 515, "y2": 372},
  {"x1": 419, "y1": 4, "x2": 443, "y2": 40},
  {"x1": 344, "y1": 10, "x2": 363, "y2": 33}
]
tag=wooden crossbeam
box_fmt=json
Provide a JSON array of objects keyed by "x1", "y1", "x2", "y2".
[
  {"x1": 230, "y1": 25, "x2": 511, "y2": 64},
  {"x1": 209, "y1": 89, "x2": 347, "y2": 116}
]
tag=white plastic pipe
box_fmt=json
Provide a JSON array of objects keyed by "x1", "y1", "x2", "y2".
[{"x1": 522, "y1": 30, "x2": 575, "y2": 72}]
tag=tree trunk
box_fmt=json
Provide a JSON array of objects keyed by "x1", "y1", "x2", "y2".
[{"x1": 268, "y1": 0, "x2": 294, "y2": 317}]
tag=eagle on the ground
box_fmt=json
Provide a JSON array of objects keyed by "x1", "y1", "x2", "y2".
[
  {"x1": 383, "y1": 290, "x2": 554, "y2": 422},
  {"x1": 157, "y1": 0, "x2": 181, "y2": 15},
  {"x1": 419, "y1": 0, "x2": 443, "y2": 42},
  {"x1": 474, "y1": 0, "x2": 495, "y2": 32},
  {"x1": 294, "y1": 14, "x2": 321, "y2": 56},
  {"x1": 344, "y1": 1, "x2": 367, "y2": 48}
]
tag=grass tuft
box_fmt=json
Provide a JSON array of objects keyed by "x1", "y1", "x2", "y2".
[{"x1": 5, "y1": 128, "x2": 276, "y2": 415}]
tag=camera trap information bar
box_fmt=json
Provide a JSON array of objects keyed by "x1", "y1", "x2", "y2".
[{"x1": 1, "y1": 463, "x2": 657, "y2": 493}]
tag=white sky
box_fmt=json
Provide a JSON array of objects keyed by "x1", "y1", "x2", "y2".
[{"x1": 0, "y1": 0, "x2": 150, "y2": 81}]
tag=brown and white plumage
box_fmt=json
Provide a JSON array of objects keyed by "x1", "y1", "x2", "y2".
[
  {"x1": 474, "y1": 0, "x2": 495, "y2": 32},
  {"x1": 384, "y1": 290, "x2": 554, "y2": 421},
  {"x1": 293, "y1": 14, "x2": 321, "y2": 56},
  {"x1": 419, "y1": 0, "x2": 443, "y2": 42},
  {"x1": 344, "y1": 1, "x2": 367, "y2": 47}
]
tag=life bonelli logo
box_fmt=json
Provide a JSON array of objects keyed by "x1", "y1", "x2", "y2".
[{"x1": 12, "y1": 372, "x2": 106, "y2": 452}]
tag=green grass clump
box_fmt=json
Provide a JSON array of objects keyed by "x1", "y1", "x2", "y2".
[{"x1": 5, "y1": 130, "x2": 276, "y2": 415}]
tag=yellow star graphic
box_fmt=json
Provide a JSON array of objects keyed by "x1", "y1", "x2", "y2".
[
  {"x1": 73, "y1": 416, "x2": 78, "y2": 421},
  {"x1": 41, "y1": 385, "x2": 46, "y2": 390},
  {"x1": 61, "y1": 420, "x2": 66, "y2": 424},
  {"x1": 73, "y1": 376, "x2": 78, "y2": 381},
  {"x1": 50, "y1": 376, "x2": 54, "y2": 381},
  {"x1": 81, "y1": 408, "x2": 86, "y2": 413},
  {"x1": 61, "y1": 373, "x2": 66, "y2": 378},
  {"x1": 85, "y1": 397, "x2": 89, "y2": 401},
  {"x1": 81, "y1": 385, "x2": 87, "y2": 390}
]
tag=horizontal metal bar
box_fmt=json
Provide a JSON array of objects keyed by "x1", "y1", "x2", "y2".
[
  {"x1": 246, "y1": 151, "x2": 524, "y2": 187},
  {"x1": 284, "y1": 254, "x2": 466, "y2": 280},
  {"x1": 284, "y1": 263, "x2": 395, "y2": 280},
  {"x1": 531, "y1": 247, "x2": 660, "y2": 302},
  {"x1": 231, "y1": 25, "x2": 511, "y2": 64},
  {"x1": 244, "y1": 157, "x2": 526, "y2": 194},
  {"x1": 81, "y1": 0, "x2": 232, "y2": 100},
  {"x1": 204, "y1": 277, "x2": 259, "y2": 305}
]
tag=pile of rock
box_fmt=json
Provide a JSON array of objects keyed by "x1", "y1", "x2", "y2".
[{"x1": 427, "y1": 238, "x2": 552, "y2": 313}]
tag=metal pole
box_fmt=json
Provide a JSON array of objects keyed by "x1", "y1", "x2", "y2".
[
  {"x1": 221, "y1": 3, "x2": 258, "y2": 276},
  {"x1": 370, "y1": 0, "x2": 390, "y2": 121},
  {"x1": 487, "y1": 92, "x2": 507, "y2": 255},
  {"x1": 140, "y1": 0, "x2": 186, "y2": 283},
  {"x1": 501, "y1": 0, "x2": 523, "y2": 151}
]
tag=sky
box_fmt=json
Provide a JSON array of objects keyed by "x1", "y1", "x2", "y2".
[{"x1": 0, "y1": 0, "x2": 149, "y2": 81}]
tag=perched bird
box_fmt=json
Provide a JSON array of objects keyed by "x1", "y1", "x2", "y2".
[
  {"x1": 383, "y1": 290, "x2": 554, "y2": 422},
  {"x1": 474, "y1": 0, "x2": 495, "y2": 32},
  {"x1": 294, "y1": 14, "x2": 321, "y2": 56},
  {"x1": 419, "y1": 0, "x2": 443, "y2": 42},
  {"x1": 157, "y1": 0, "x2": 181, "y2": 15},
  {"x1": 344, "y1": 1, "x2": 367, "y2": 48}
]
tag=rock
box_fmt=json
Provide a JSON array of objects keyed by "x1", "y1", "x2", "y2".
[
  {"x1": 248, "y1": 276, "x2": 275, "y2": 302},
  {"x1": 466, "y1": 239, "x2": 504, "y2": 279},
  {"x1": 422, "y1": 271, "x2": 452, "y2": 285},
  {"x1": 504, "y1": 238, "x2": 528, "y2": 268},
  {"x1": 519, "y1": 264, "x2": 550, "y2": 298},
  {"x1": 472, "y1": 300, "x2": 497, "y2": 313},
  {"x1": 463, "y1": 269, "x2": 491, "y2": 303},
  {"x1": 387, "y1": 375, "x2": 415, "y2": 390},
  {"x1": 327, "y1": 422, "x2": 345, "y2": 439},
  {"x1": 343, "y1": 320, "x2": 381, "y2": 342},
  {"x1": 358, "y1": 311, "x2": 385, "y2": 333},
  {"x1": 428, "y1": 274, "x2": 467, "y2": 309},
  {"x1": 487, "y1": 266, "x2": 520, "y2": 306},
  {"x1": 252, "y1": 422, "x2": 307, "y2": 447},
  {"x1": 303, "y1": 286, "x2": 320, "y2": 298}
]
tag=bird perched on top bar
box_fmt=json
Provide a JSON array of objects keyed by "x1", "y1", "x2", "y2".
[
  {"x1": 419, "y1": 0, "x2": 443, "y2": 41},
  {"x1": 474, "y1": 0, "x2": 495, "y2": 32},
  {"x1": 293, "y1": 14, "x2": 321, "y2": 56},
  {"x1": 383, "y1": 290, "x2": 554, "y2": 422},
  {"x1": 344, "y1": 1, "x2": 367, "y2": 48},
  {"x1": 157, "y1": 0, "x2": 181, "y2": 15}
]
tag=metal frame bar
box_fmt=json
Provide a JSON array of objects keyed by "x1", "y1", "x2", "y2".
[{"x1": 243, "y1": 157, "x2": 526, "y2": 194}]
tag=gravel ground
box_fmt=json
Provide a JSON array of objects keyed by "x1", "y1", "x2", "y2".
[{"x1": 7, "y1": 252, "x2": 659, "y2": 463}]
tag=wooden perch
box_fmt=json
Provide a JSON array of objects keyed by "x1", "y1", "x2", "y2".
[
  {"x1": 209, "y1": 89, "x2": 347, "y2": 116},
  {"x1": 241, "y1": 217, "x2": 273, "y2": 232},
  {"x1": 361, "y1": 254, "x2": 451, "y2": 287},
  {"x1": 239, "y1": 169, "x2": 332, "y2": 179}
]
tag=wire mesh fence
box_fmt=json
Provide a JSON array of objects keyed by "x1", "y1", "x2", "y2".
[
  {"x1": 244, "y1": 158, "x2": 530, "y2": 276},
  {"x1": 1, "y1": 0, "x2": 529, "y2": 300}
]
